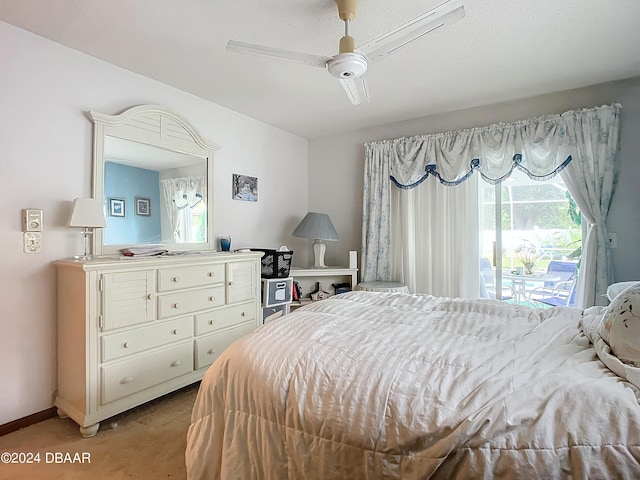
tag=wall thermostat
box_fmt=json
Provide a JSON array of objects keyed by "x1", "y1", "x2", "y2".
[{"x1": 22, "y1": 208, "x2": 43, "y2": 232}]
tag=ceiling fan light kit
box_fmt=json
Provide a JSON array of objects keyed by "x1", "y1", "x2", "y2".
[{"x1": 226, "y1": 0, "x2": 464, "y2": 105}]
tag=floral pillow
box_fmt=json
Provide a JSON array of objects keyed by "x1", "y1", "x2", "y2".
[
  {"x1": 606, "y1": 281, "x2": 640, "y2": 301},
  {"x1": 600, "y1": 283, "x2": 640, "y2": 366}
]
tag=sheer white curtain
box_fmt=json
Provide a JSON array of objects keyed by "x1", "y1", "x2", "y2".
[
  {"x1": 390, "y1": 175, "x2": 479, "y2": 297},
  {"x1": 362, "y1": 104, "x2": 621, "y2": 303}
]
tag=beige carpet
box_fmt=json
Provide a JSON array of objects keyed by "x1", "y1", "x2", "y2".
[{"x1": 0, "y1": 383, "x2": 199, "y2": 480}]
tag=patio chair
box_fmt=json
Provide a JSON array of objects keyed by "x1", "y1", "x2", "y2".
[
  {"x1": 528, "y1": 279, "x2": 577, "y2": 307},
  {"x1": 480, "y1": 257, "x2": 516, "y2": 301},
  {"x1": 541, "y1": 261, "x2": 578, "y2": 287},
  {"x1": 527, "y1": 260, "x2": 578, "y2": 307}
]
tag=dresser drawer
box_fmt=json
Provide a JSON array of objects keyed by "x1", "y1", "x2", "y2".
[
  {"x1": 195, "y1": 301, "x2": 257, "y2": 335},
  {"x1": 101, "y1": 316, "x2": 193, "y2": 362},
  {"x1": 194, "y1": 322, "x2": 256, "y2": 370},
  {"x1": 101, "y1": 342, "x2": 193, "y2": 405},
  {"x1": 157, "y1": 285, "x2": 225, "y2": 318},
  {"x1": 157, "y1": 264, "x2": 225, "y2": 292}
]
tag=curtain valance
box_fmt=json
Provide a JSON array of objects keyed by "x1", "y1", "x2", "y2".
[
  {"x1": 365, "y1": 104, "x2": 620, "y2": 188},
  {"x1": 161, "y1": 175, "x2": 205, "y2": 209}
]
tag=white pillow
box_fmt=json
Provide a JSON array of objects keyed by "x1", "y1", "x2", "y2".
[
  {"x1": 606, "y1": 281, "x2": 640, "y2": 301},
  {"x1": 600, "y1": 283, "x2": 640, "y2": 366}
]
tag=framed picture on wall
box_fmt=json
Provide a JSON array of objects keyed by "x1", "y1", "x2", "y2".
[
  {"x1": 109, "y1": 198, "x2": 125, "y2": 217},
  {"x1": 232, "y1": 174, "x2": 258, "y2": 202},
  {"x1": 135, "y1": 197, "x2": 151, "y2": 216}
]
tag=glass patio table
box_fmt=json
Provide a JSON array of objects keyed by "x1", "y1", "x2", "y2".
[{"x1": 501, "y1": 271, "x2": 561, "y2": 304}]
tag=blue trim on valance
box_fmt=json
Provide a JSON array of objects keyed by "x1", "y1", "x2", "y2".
[
  {"x1": 390, "y1": 154, "x2": 573, "y2": 188},
  {"x1": 390, "y1": 169, "x2": 430, "y2": 190}
]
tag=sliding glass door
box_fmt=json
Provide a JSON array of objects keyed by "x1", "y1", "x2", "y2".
[{"x1": 480, "y1": 170, "x2": 581, "y2": 304}]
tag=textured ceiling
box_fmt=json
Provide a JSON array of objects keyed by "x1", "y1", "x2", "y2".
[{"x1": 1, "y1": 0, "x2": 639, "y2": 139}]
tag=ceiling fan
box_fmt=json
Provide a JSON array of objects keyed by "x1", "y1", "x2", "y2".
[{"x1": 226, "y1": 0, "x2": 465, "y2": 105}]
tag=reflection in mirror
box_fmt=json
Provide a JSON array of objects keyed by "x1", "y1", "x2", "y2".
[
  {"x1": 89, "y1": 105, "x2": 220, "y2": 255},
  {"x1": 103, "y1": 137, "x2": 207, "y2": 246}
]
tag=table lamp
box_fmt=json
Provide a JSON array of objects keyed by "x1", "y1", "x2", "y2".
[
  {"x1": 67, "y1": 198, "x2": 107, "y2": 259},
  {"x1": 292, "y1": 212, "x2": 338, "y2": 268}
]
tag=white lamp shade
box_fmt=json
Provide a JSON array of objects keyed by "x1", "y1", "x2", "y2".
[
  {"x1": 67, "y1": 198, "x2": 107, "y2": 228},
  {"x1": 292, "y1": 212, "x2": 338, "y2": 241}
]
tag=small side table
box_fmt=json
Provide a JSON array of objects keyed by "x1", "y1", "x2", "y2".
[
  {"x1": 356, "y1": 281, "x2": 409, "y2": 293},
  {"x1": 290, "y1": 266, "x2": 358, "y2": 290},
  {"x1": 289, "y1": 266, "x2": 358, "y2": 312}
]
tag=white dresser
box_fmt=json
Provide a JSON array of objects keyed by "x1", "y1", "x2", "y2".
[{"x1": 54, "y1": 251, "x2": 261, "y2": 437}]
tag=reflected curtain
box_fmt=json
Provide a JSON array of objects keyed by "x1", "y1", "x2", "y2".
[
  {"x1": 161, "y1": 175, "x2": 205, "y2": 243},
  {"x1": 362, "y1": 104, "x2": 620, "y2": 303}
]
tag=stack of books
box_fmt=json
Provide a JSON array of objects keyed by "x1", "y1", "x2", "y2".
[{"x1": 119, "y1": 245, "x2": 168, "y2": 257}]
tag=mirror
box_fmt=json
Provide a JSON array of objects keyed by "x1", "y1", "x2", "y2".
[{"x1": 89, "y1": 105, "x2": 220, "y2": 255}]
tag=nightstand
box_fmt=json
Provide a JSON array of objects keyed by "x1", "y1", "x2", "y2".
[
  {"x1": 290, "y1": 266, "x2": 358, "y2": 289},
  {"x1": 289, "y1": 266, "x2": 358, "y2": 310}
]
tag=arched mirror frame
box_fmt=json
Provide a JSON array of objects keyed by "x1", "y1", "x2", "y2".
[{"x1": 89, "y1": 105, "x2": 220, "y2": 255}]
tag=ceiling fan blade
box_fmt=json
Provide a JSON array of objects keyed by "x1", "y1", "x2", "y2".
[
  {"x1": 355, "y1": 0, "x2": 465, "y2": 65},
  {"x1": 339, "y1": 76, "x2": 370, "y2": 105},
  {"x1": 226, "y1": 40, "x2": 331, "y2": 68}
]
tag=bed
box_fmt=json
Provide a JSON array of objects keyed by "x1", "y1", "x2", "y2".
[{"x1": 186, "y1": 289, "x2": 640, "y2": 479}]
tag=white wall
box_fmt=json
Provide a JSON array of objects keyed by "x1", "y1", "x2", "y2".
[
  {"x1": 0, "y1": 21, "x2": 309, "y2": 425},
  {"x1": 309, "y1": 77, "x2": 640, "y2": 283}
]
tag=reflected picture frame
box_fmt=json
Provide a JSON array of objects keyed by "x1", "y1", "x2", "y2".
[
  {"x1": 135, "y1": 197, "x2": 151, "y2": 216},
  {"x1": 109, "y1": 198, "x2": 125, "y2": 217}
]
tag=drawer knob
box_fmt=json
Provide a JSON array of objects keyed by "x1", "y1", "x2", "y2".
[
  {"x1": 172, "y1": 276, "x2": 180, "y2": 283},
  {"x1": 207, "y1": 348, "x2": 216, "y2": 355},
  {"x1": 208, "y1": 319, "x2": 214, "y2": 325},
  {"x1": 147, "y1": 294, "x2": 154, "y2": 300},
  {"x1": 208, "y1": 272, "x2": 215, "y2": 277},
  {"x1": 241, "y1": 312, "x2": 246, "y2": 317},
  {"x1": 123, "y1": 342, "x2": 130, "y2": 349},
  {"x1": 171, "y1": 329, "x2": 179, "y2": 335},
  {"x1": 209, "y1": 296, "x2": 216, "y2": 302},
  {"x1": 120, "y1": 376, "x2": 134, "y2": 384},
  {"x1": 172, "y1": 303, "x2": 180, "y2": 309},
  {"x1": 170, "y1": 360, "x2": 182, "y2": 367},
  {"x1": 229, "y1": 281, "x2": 234, "y2": 286}
]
